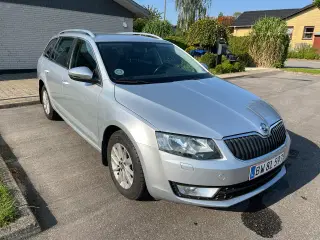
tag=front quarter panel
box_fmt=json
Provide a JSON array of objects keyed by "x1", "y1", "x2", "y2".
[{"x1": 97, "y1": 85, "x2": 158, "y2": 149}]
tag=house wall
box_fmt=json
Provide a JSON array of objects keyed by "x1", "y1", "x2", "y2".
[
  {"x1": 286, "y1": 6, "x2": 320, "y2": 48},
  {"x1": 233, "y1": 27, "x2": 252, "y2": 37},
  {"x1": 232, "y1": 6, "x2": 320, "y2": 48},
  {"x1": 0, "y1": 2, "x2": 133, "y2": 70}
]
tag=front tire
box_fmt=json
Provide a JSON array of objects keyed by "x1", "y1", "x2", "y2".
[
  {"x1": 41, "y1": 86, "x2": 59, "y2": 120},
  {"x1": 107, "y1": 130, "x2": 149, "y2": 200}
]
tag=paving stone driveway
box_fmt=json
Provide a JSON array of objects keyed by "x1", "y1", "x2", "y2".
[{"x1": 0, "y1": 71, "x2": 319, "y2": 240}]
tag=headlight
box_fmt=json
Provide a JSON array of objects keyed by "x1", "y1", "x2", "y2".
[{"x1": 155, "y1": 132, "x2": 222, "y2": 160}]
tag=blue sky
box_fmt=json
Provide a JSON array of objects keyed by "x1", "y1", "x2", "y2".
[{"x1": 135, "y1": 0, "x2": 313, "y2": 24}]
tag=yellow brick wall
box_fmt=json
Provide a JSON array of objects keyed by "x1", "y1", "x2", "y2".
[
  {"x1": 233, "y1": 27, "x2": 251, "y2": 37},
  {"x1": 286, "y1": 6, "x2": 320, "y2": 48}
]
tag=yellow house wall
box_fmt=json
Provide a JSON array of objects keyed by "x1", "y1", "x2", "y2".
[
  {"x1": 232, "y1": 6, "x2": 320, "y2": 47},
  {"x1": 286, "y1": 6, "x2": 320, "y2": 47},
  {"x1": 233, "y1": 27, "x2": 251, "y2": 37}
]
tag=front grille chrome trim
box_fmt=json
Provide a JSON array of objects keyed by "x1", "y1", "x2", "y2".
[{"x1": 224, "y1": 120, "x2": 286, "y2": 160}]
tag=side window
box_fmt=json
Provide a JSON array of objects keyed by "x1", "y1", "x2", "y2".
[
  {"x1": 71, "y1": 40, "x2": 99, "y2": 79},
  {"x1": 43, "y1": 38, "x2": 58, "y2": 59},
  {"x1": 51, "y1": 37, "x2": 74, "y2": 68}
]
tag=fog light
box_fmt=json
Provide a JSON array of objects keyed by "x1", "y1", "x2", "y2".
[{"x1": 175, "y1": 184, "x2": 219, "y2": 198}]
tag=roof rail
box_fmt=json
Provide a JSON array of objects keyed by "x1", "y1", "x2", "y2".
[
  {"x1": 117, "y1": 32, "x2": 162, "y2": 40},
  {"x1": 59, "y1": 29, "x2": 95, "y2": 38}
]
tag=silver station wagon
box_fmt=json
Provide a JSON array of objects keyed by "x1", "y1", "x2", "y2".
[{"x1": 37, "y1": 29, "x2": 291, "y2": 207}]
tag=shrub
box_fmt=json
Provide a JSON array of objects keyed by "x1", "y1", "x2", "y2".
[
  {"x1": 142, "y1": 20, "x2": 174, "y2": 38},
  {"x1": 187, "y1": 18, "x2": 228, "y2": 49},
  {"x1": 288, "y1": 44, "x2": 320, "y2": 60},
  {"x1": 209, "y1": 58, "x2": 245, "y2": 74},
  {"x1": 198, "y1": 52, "x2": 217, "y2": 68},
  {"x1": 185, "y1": 46, "x2": 196, "y2": 53},
  {"x1": 228, "y1": 36, "x2": 254, "y2": 67},
  {"x1": 164, "y1": 36, "x2": 188, "y2": 50},
  {"x1": 133, "y1": 18, "x2": 148, "y2": 32},
  {"x1": 248, "y1": 17, "x2": 290, "y2": 68},
  {"x1": 233, "y1": 62, "x2": 245, "y2": 72}
]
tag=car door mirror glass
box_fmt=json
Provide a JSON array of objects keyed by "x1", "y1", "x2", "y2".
[{"x1": 68, "y1": 67, "x2": 95, "y2": 82}]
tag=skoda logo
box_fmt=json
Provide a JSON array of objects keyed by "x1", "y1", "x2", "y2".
[{"x1": 260, "y1": 123, "x2": 269, "y2": 134}]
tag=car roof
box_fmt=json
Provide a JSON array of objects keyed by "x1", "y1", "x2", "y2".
[{"x1": 94, "y1": 34, "x2": 167, "y2": 43}]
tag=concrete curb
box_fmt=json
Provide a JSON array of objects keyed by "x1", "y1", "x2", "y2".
[
  {"x1": 0, "y1": 97, "x2": 39, "y2": 110},
  {"x1": 218, "y1": 69, "x2": 280, "y2": 80},
  {"x1": 0, "y1": 156, "x2": 41, "y2": 240}
]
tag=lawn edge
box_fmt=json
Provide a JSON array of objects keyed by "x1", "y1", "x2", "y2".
[{"x1": 0, "y1": 156, "x2": 40, "y2": 240}]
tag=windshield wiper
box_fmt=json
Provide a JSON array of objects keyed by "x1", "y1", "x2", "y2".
[{"x1": 115, "y1": 78, "x2": 152, "y2": 84}]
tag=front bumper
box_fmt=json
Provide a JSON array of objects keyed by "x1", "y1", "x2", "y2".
[{"x1": 138, "y1": 132, "x2": 291, "y2": 208}]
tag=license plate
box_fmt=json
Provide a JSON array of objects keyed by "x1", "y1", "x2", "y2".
[{"x1": 249, "y1": 153, "x2": 285, "y2": 180}]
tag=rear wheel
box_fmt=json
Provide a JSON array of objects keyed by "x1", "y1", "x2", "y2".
[
  {"x1": 107, "y1": 130, "x2": 149, "y2": 200},
  {"x1": 41, "y1": 86, "x2": 59, "y2": 120}
]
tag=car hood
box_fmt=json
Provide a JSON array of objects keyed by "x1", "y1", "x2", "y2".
[{"x1": 114, "y1": 77, "x2": 281, "y2": 139}]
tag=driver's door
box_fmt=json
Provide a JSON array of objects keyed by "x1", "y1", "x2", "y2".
[{"x1": 61, "y1": 39, "x2": 102, "y2": 145}]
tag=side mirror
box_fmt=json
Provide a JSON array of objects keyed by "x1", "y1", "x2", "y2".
[
  {"x1": 201, "y1": 63, "x2": 209, "y2": 70},
  {"x1": 68, "y1": 67, "x2": 96, "y2": 83}
]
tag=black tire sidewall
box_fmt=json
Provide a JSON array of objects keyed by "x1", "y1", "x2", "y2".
[{"x1": 107, "y1": 130, "x2": 147, "y2": 200}]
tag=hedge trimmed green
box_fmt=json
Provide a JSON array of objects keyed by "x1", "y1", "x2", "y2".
[
  {"x1": 228, "y1": 36, "x2": 254, "y2": 67},
  {"x1": 142, "y1": 20, "x2": 173, "y2": 38},
  {"x1": 187, "y1": 19, "x2": 228, "y2": 48},
  {"x1": 164, "y1": 36, "x2": 188, "y2": 50},
  {"x1": 198, "y1": 52, "x2": 217, "y2": 68}
]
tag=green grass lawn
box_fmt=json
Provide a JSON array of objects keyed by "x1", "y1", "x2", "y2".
[
  {"x1": 283, "y1": 68, "x2": 320, "y2": 74},
  {"x1": 0, "y1": 181, "x2": 17, "y2": 227}
]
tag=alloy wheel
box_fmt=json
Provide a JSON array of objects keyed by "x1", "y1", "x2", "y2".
[{"x1": 111, "y1": 143, "x2": 134, "y2": 189}]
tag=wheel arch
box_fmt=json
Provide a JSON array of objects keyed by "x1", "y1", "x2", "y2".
[{"x1": 39, "y1": 79, "x2": 44, "y2": 104}]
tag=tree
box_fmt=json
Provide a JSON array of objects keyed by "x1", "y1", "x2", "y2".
[
  {"x1": 218, "y1": 12, "x2": 224, "y2": 17},
  {"x1": 175, "y1": 0, "x2": 212, "y2": 31},
  {"x1": 314, "y1": 0, "x2": 320, "y2": 8},
  {"x1": 133, "y1": 5, "x2": 162, "y2": 32},
  {"x1": 187, "y1": 18, "x2": 228, "y2": 48},
  {"x1": 145, "y1": 5, "x2": 162, "y2": 20},
  {"x1": 233, "y1": 12, "x2": 242, "y2": 19}
]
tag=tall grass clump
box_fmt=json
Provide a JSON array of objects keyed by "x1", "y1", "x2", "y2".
[{"x1": 249, "y1": 17, "x2": 290, "y2": 68}]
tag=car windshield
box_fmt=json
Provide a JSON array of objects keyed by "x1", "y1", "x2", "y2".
[{"x1": 97, "y1": 42, "x2": 212, "y2": 84}]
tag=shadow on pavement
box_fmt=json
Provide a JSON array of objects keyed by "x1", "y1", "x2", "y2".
[
  {"x1": 0, "y1": 70, "x2": 36, "y2": 81},
  {"x1": 228, "y1": 130, "x2": 319, "y2": 212},
  {"x1": 0, "y1": 134, "x2": 57, "y2": 231},
  {"x1": 218, "y1": 131, "x2": 319, "y2": 238}
]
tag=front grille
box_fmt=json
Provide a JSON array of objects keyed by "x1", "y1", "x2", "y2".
[
  {"x1": 213, "y1": 164, "x2": 284, "y2": 201},
  {"x1": 224, "y1": 121, "x2": 286, "y2": 160}
]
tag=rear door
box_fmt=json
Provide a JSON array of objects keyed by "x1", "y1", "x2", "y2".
[
  {"x1": 46, "y1": 37, "x2": 75, "y2": 110},
  {"x1": 61, "y1": 38, "x2": 102, "y2": 144}
]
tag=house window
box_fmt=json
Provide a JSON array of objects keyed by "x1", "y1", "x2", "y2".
[
  {"x1": 302, "y1": 26, "x2": 314, "y2": 40},
  {"x1": 287, "y1": 27, "x2": 294, "y2": 40}
]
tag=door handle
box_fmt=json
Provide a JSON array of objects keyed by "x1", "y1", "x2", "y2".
[
  {"x1": 62, "y1": 81, "x2": 70, "y2": 85},
  {"x1": 44, "y1": 70, "x2": 50, "y2": 74}
]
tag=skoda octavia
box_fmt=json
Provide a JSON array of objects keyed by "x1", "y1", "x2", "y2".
[{"x1": 37, "y1": 29, "x2": 291, "y2": 207}]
